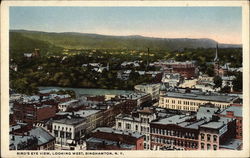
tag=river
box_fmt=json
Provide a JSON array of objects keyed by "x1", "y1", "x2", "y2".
[{"x1": 39, "y1": 86, "x2": 133, "y2": 97}]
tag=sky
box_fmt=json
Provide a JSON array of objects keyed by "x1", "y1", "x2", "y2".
[{"x1": 10, "y1": 7, "x2": 242, "y2": 44}]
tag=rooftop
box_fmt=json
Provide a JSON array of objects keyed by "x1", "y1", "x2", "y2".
[
  {"x1": 57, "y1": 110, "x2": 101, "y2": 118},
  {"x1": 116, "y1": 114, "x2": 140, "y2": 122},
  {"x1": 39, "y1": 89, "x2": 59, "y2": 94},
  {"x1": 164, "y1": 92, "x2": 237, "y2": 103},
  {"x1": 151, "y1": 114, "x2": 194, "y2": 125},
  {"x1": 200, "y1": 121, "x2": 225, "y2": 130},
  {"x1": 220, "y1": 106, "x2": 242, "y2": 117},
  {"x1": 93, "y1": 127, "x2": 143, "y2": 139},
  {"x1": 29, "y1": 127, "x2": 54, "y2": 146},
  {"x1": 53, "y1": 117, "x2": 86, "y2": 126},
  {"x1": 220, "y1": 139, "x2": 242, "y2": 150},
  {"x1": 86, "y1": 137, "x2": 135, "y2": 150}
]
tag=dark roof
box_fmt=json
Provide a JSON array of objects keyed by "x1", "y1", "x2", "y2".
[{"x1": 53, "y1": 117, "x2": 86, "y2": 126}]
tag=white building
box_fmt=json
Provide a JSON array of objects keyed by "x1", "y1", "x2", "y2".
[
  {"x1": 161, "y1": 72, "x2": 181, "y2": 87},
  {"x1": 134, "y1": 83, "x2": 161, "y2": 100},
  {"x1": 58, "y1": 99, "x2": 84, "y2": 112},
  {"x1": 115, "y1": 107, "x2": 156, "y2": 150},
  {"x1": 52, "y1": 117, "x2": 86, "y2": 150}
]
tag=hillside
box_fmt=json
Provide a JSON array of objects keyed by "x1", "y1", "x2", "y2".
[{"x1": 10, "y1": 30, "x2": 241, "y2": 53}]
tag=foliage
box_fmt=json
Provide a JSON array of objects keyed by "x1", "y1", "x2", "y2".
[
  {"x1": 232, "y1": 72, "x2": 242, "y2": 92},
  {"x1": 213, "y1": 76, "x2": 222, "y2": 88}
]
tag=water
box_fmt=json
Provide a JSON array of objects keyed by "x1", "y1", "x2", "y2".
[{"x1": 38, "y1": 86, "x2": 133, "y2": 97}]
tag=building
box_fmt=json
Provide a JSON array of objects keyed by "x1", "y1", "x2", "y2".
[
  {"x1": 29, "y1": 127, "x2": 55, "y2": 150},
  {"x1": 56, "y1": 109, "x2": 103, "y2": 134},
  {"x1": 198, "y1": 116, "x2": 237, "y2": 150},
  {"x1": 150, "y1": 114, "x2": 205, "y2": 150},
  {"x1": 158, "y1": 90, "x2": 238, "y2": 112},
  {"x1": 150, "y1": 59, "x2": 198, "y2": 79},
  {"x1": 13, "y1": 100, "x2": 58, "y2": 124},
  {"x1": 161, "y1": 72, "x2": 181, "y2": 87},
  {"x1": 134, "y1": 83, "x2": 161, "y2": 100},
  {"x1": 10, "y1": 135, "x2": 38, "y2": 150},
  {"x1": 217, "y1": 104, "x2": 242, "y2": 139},
  {"x1": 86, "y1": 127, "x2": 144, "y2": 150},
  {"x1": 119, "y1": 92, "x2": 152, "y2": 106},
  {"x1": 52, "y1": 117, "x2": 86, "y2": 150},
  {"x1": 10, "y1": 126, "x2": 55, "y2": 150},
  {"x1": 58, "y1": 99, "x2": 84, "y2": 112},
  {"x1": 115, "y1": 107, "x2": 157, "y2": 149},
  {"x1": 195, "y1": 75, "x2": 215, "y2": 92}
]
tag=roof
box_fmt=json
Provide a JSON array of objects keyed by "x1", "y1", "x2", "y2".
[
  {"x1": 57, "y1": 110, "x2": 101, "y2": 118},
  {"x1": 220, "y1": 106, "x2": 242, "y2": 117},
  {"x1": 53, "y1": 117, "x2": 86, "y2": 126},
  {"x1": 151, "y1": 114, "x2": 194, "y2": 125},
  {"x1": 59, "y1": 99, "x2": 79, "y2": 106},
  {"x1": 220, "y1": 139, "x2": 242, "y2": 150},
  {"x1": 197, "y1": 106, "x2": 219, "y2": 121},
  {"x1": 29, "y1": 127, "x2": 55, "y2": 146},
  {"x1": 200, "y1": 121, "x2": 225, "y2": 129},
  {"x1": 9, "y1": 135, "x2": 37, "y2": 150},
  {"x1": 116, "y1": 114, "x2": 140, "y2": 122},
  {"x1": 138, "y1": 107, "x2": 155, "y2": 114},
  {"x1": 164, "y1": 92, "x2": 237, "y2": 103},
  {"x1": 39, "y1": 89, "x2": 59, "y2": 94},
  {"x1": 86, "y1": 137, "x2": 135, "y2": 149},
  {"x1": 93, "y1": 127, "x2": 143, "y2": 139}
]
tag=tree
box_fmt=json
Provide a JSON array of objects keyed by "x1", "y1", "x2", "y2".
[
  {"x1": 206, "y1": 65, "x2": 215, "y2": 77},
  {"x1": 232, "y1": 72, "x2": 242, "y2": 92},
  {"x1": 220, "y1": 86, "x2": 231, "y2": 93},
  {"x1": 213, "y1": 76, "x2": 222, "y2": 88}
]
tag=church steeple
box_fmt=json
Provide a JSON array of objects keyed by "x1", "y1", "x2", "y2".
[{"x1": 214, "y1": 43, "x2": 219, "y2": 62}]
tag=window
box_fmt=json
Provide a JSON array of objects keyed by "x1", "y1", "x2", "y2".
[
  {"x1": 125, "y1": 123, "x2": 131, "y2": 130},
  {"x1": 201, "y1": 133, "x2": 205, "y2": 140},
  {"x1": 54, "y1": 130, "x2": 58, "y2": 137},
  {"x1": 135, "y1": 125, "x2": 138, "y2": 131},
  {"x1": 60, "y1": 131, "x2": 65, "y2": 138},
  {"x1": 118, "y1": 122, "x2": 121, "y2": 128},
  {"x1": 66, "y1": 132, "x2": 72, "y2": 139},
  {"x1": 213, "y1": 135, "x2": 217, "y2": 142},
  {"x1": 213, "y1": 145, "x2": 217, "y2": 150},
  {"x1": 207, "y1": 134, "x2": 211, "y2": 142},
  {"x1": 207, "y1": 144, "x2": 211, "y2": 150}
]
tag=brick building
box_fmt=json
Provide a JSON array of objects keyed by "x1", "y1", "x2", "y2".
[
  {"x1": 13, "y1": 101, "x2": 58, "y2": 124},
  {"x1": 86, "y1": 127, "x2": 144, "y2": 150},
  {"x1": 217, "y1": 104, "x2": 242, "y2": 139}
]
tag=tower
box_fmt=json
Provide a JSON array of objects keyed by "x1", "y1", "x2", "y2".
[{"x1": 214, "y1": 43, "x2": 219, "y2": 62}]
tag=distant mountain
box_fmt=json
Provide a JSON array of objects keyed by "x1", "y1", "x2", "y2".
[{"x1": 10, "y1": 30, "x2": 241, "y2": 53}]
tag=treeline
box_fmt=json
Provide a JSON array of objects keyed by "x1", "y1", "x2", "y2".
[{"x1": 10, "y1": 48, "x2": 242, "y2": 95}]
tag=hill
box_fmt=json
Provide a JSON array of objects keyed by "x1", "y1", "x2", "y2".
[{"x1": 10, "y1": 30, "x2": 241, "y2": 53}]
